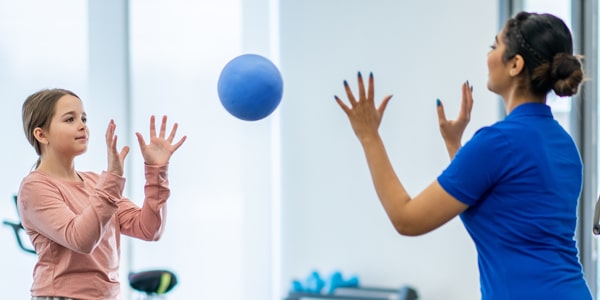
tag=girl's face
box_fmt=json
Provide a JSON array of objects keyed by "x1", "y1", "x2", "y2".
[
  {"x1": 486, "y1": 29, "x2": 511, "y2": 95},
  {"x1": 43, "y1": 95, "x2": 89, "y2": 158}
]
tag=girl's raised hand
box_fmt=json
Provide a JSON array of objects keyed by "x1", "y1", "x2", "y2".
[
  {"x1": 105, "y1": 119, "x2": 130, "y2": 176},
  {"x1": 136, "y1": 115, "x2": 187, "y2": 165}
]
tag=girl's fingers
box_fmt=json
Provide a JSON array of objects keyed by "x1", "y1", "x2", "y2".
[
  {"x1": 105, "y1": 120, "x2": 115, "y2": 142},
  {"x1": 159, "y1": 115, "x2": 167, "y2": 138},
  {"x1": 167, "y1": 123, "x2": 179, "y2": 142},
  {"x1": 119, "y1": 146, "x2": 130, "y2": 161},
  {"x1": 171, "y1": 136, "x2": 187, "y2": 153},
  {"x1": 112, "y1": 135, "x2": 118, "y2": 149},
  {"x1": 135, "y1": 132, "x2": 146, "y2": 148},
  {"x1": 149, "y1": 115, "x2": 157, "y2": 138}
]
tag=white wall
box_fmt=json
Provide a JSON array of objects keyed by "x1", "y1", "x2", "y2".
[
  {"x1": 0, "y1": 1, "x2": 500, "y2": 300},
  {"x1": 0, "y1": 1, "x2": 89, "y2": 298},
  {"x1": 126, "y1": 1, "x2": 247, "y2": 299},
  {"x1": 278, "y1": 1, "x2": 499, "y2": 299}
]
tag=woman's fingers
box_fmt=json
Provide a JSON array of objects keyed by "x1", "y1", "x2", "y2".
[
  {"x1": 459, "y1": 81, "x2": 474, "y2": 121},
  {"x1": 343, "y1": 80, "x2": 358, "y2": 107},
  {"x1": 340, "y1": 71, "x2": 379, "y2": 108},
  {"x1": 368, "y1": 72, "x2": 375, "y2": 103},
  {"x1": 357, "y1": 72, "x2": 366, "y2": 102},
  {"x1": 436, "y1": 99, "x2": 447, "y2": 125},
  {"x1": 377, "y1": 94, "x2": 393, "y2": 116},
  {"x1": 336, "y1": 71, "x2": 391, "y2": 114},
  {"x1": 466, "y1": 81, "x2": 474, "y2": 116},
  {"x1": 334, "y1": 95, "x2": 351, "y2": 115}
]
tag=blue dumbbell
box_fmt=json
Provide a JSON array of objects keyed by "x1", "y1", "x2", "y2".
[{"x1": 327, "y1": 271, "x2": 359, "y2": 294}]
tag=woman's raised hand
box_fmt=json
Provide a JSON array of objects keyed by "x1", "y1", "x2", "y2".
[
  {"x1": 335, "y1": 72, "x2": 393, "y2": 143},
  {"x1": 436, "y1": 81, "x2": 473, "y2": 159},
  {"x1": 105, "y1": 119, "x2": 130, "y2": 176},
  {"x1": 136, "y1": 115, "x2": 187, "y2": 165}
]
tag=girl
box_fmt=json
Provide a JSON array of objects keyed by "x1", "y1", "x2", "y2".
[{"x1": 18, "y1": 88, "x2": 186, "y2": 300}]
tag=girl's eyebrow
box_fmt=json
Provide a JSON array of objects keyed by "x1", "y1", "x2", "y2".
[
  {"x1": 59, "y1": 111, "x2": 85, "y2": 118},
  {"x1": 59, "y1": 111, "x2": 75, "y2": 117}
]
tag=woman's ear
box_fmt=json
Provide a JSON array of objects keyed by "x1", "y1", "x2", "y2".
[
  {"x1": 33, "y1": 127, "x2": 48, "y2": 145},
  {"x1": 509, "y1": 54, "x2": 526, "y2": 77}
]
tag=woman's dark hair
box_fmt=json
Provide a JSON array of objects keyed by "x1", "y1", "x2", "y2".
[
  {"x1": 502, "y1": 11, "x2": 583, "y2": 97},
  {"x1": 22, "y1": 88, "x2": 80, "y2": 167}
]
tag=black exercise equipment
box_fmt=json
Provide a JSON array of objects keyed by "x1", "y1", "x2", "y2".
[
  {"x1": 593, "y1": 195, "x2": 600, "y2": 235},
  {"x1": 129, "y1": 269, "x2": 178, "y2": 296},
  {"x1": 2, "y1": 195, "x2": 35, "y2": 254}
]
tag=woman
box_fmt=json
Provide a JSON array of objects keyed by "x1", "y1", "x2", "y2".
[{"x1": 334, "y1": 12, "x2": 591, "y2": 299}]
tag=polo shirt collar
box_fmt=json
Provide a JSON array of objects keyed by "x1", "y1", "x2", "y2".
[{"x1": 506, "y1": 102, "x2": 552, "y2": 119}]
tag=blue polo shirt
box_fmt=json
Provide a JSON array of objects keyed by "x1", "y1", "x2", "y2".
[{"x1": 438, "y1": 103, "x2": 591, "y2": 299}]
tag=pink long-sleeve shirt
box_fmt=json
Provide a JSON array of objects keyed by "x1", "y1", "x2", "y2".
[{"x1": 17, "y1": 164, "x2": 170, "y2": 300}]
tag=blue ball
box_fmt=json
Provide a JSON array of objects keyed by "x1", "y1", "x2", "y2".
[{"x1": 217, "y1": 54, "x2": 284, "y2": 121}]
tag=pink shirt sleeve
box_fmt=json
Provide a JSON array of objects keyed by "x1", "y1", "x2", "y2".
[
  {"x1": 116, "y1": 164, "x2": 170, "y2": 241},
  {"x1": 18, "y1": 171, "x2": 124, "y2": 254}
]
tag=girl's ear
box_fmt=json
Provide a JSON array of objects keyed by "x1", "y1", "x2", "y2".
[
  {"x1": 509, "y1": 54, "x2": 526, "y2": 77},
  {"x1": 33, "y1": 127, "x2": 48, "y2": 145}
]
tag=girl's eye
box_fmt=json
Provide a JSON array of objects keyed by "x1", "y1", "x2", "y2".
[
  {"x1": 82, "y1": 117, "x2": 87, "y2": 123},
  {"x1": 65, "y1": 117, "x2": 74, "y2": 123},
  {"x1": 489, "y1": 44, "x2": 497, "y2": 50}
]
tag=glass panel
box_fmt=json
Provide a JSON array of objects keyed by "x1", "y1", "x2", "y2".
[
  {"x1": 523, "y1": 2, "x2": 598, "y2": 298},
  {"x1": 522, "y1": 1, "x2": 572, "y2": 133},
  {"x1": 129, "y1": 1, "x2": 245, "y2": 299},
  {"x1": 0, "y1": 1, "x2": 88, "y2": 299}
]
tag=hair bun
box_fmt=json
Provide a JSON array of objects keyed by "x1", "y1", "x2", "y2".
[{"x1": 551, "y1": 53, "x2": 583, "y2": 97}]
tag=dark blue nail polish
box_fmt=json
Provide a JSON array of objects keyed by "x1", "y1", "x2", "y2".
[
  {"x1": 436, "y1": 98, "x2": 441, "y2": 107},
  {"x1": 343, "y1": 80, "x2": 348, "y2": 86},
  {"x1": 357, "y1": 71, "x2": 362, "y2": 78},
  {"x1": 369, "y1": 72, "x2": 373, "y2": 78}
]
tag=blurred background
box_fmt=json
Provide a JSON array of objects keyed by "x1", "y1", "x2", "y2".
[{"x1": 0, "y1": 0, "x2": 597, "y2": 299}]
